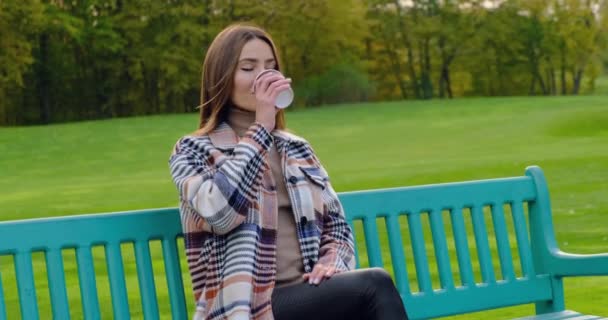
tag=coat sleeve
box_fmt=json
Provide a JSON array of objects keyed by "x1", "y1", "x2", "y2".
[
  {"x1": 312, "y1": 150, "x2": 356, "y2": 272},
  {"x1": 168, "y1": 123, "x2": 272, "y2": 235}
]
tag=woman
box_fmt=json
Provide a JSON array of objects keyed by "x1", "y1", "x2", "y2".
[{"x1": 169, "y1": 23, "x2": 408, "y2": 320}]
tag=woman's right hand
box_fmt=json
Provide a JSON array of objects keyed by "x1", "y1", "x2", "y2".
[{"x1": 253, "y1": 73, "x2": 292, "y2": 131}]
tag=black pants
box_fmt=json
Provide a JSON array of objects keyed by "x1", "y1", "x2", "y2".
[{"x1": 271, "y1": 267, "x2": 408, "y2": 320}]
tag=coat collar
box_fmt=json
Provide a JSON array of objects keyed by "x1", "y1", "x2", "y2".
[{"x1": 208, "y1": 122, "x2": 307, "y2": 152}]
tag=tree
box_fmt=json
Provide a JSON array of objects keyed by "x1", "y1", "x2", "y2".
[{"x1": 0, "y1": 1, "x2": 43, "y2": 125}]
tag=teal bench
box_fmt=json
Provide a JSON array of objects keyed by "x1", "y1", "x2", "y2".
[{"x1": 1, "y1": 165, "x2": 606, "y2": 319}]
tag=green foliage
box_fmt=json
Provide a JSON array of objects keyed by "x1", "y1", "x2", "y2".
[
  {"x1": 0, "y1": 0, "x2": 43, "y2": 124},
  {"x1": 0, "y1": 0, "x2": 607, "y2": 125},
  {"x1": 295, "y1": 63, "x2": 374, "y2": 106},
  {"x1": 366, "y1": 0, "x2": 608, "y2": 99}
]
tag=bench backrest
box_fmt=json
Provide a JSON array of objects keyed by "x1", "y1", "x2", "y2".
[
  {"x1": 0, "y1": 166, "x2": 561, "y2": 319},
  {"x1": 340, "y1": 165, "x2": 562, "y2": 318},
  {"x1": 0, "y1": 209, "x2": 187, "y2": 320}
]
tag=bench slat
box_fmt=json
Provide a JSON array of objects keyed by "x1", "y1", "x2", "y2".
[
  {"x1": 45, "y1": 249, "x2": 70, "y2": 319},
  {"x1": 338, "y1": 176, "x2": 536, "y2": 221},
  {"x1": 491, "y1": 204, "x2": 516, "y2": 281},
  {"x1": 76, "y1": 246, "x2": 100, "y2": 319},
  {"x1": 406, "y1": 276, "x2": 553, "y2": 319},
  {"x1": 348, "y1": 219, "x2": 361, "y2": 268},
  {"x1": 566, "y1": 315, "x2": 604, "y2": 320},
  {"x1": 408, "y1": 213, "x2": 432, "y2": 293},
  {"x1": 512, "y1": 310, "x2": 584, "y2": 320},
  {"x1": 449, "y1": 207, "x2": 475, "y2": 287},
  {"x1": 0, "y1": 209, "x2": 182, "y2": 254},
  {"x1": 471, "y1": 205, "x2": 496, "y2": 283},
  {"x1": 385, "y1": 214, "x2": 410, "y2": 294},
  {"x1": 0, "y1": 270, "x2": 7, "y2": 320},
  {"x1": 512, "y1": 201, "x2": 535, "y2": 277},
  {"x1": 134, "y1": 241, "x2": 160, "y2": 320},
  {"x1": 15, "y1": 252, "x2": 39, "y2": 320},
  {"x1": 429, "y1": 208, "x2": 454, "y2": 290},
  {"x1": 363, "y1": 215, "x2": 383, "y2": 267},
  {"x1": 105, "y1": 243, "x2": 130, "y2": 319},
  {"x1": 161, "y1": 239, "x2": 188, "y2": 320}
]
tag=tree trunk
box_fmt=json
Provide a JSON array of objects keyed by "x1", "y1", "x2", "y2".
[
  {"x1": 438, "y1": 39, "x2": 446, "y2": 98},
  {"x1": 529, "y1": 75, "x2": 537, "y2": 95},
  {"x1": 421, "y1": 38, "x2": 433, "y2": 99},
  {"x1": 572, "y1": 68, "x2": 583, "y2": 95},
  {"x1": 535, "y1": 70, "x2": 547, "y2": 95},
  {"x1": 384, "y1": 41, "x2": 408, "y2": 99},
  {"x1": 406, "y1": 44, "x2": 420, "y2": 99},
  {"x1": 487, "y1": 63, "x2": 495, "y2": 96},
  {"x1": 391, "y1": 54, "x2": 409, "y2": 99},
  {"x1": 37, "y1": 33, "x2": 51, "y2": 124},
  {"x1": 94, "y1": 66, "x2": 109, "y2": 118},
  {"x1": 443, "y1": 64, "x2": 453, "y2": 98},
  {"x1": 490, "y1": 43, "x2": 504, "y2": 95},
  {"x1": 143, "y1": 66, "x2": 160, "y2": 114},
  {"x1": 228, "y1": 0, "x2": 235, "y2": 20},
  {"x1": 548, "y1": 67, "x2": 556, "y2": 95},
  {"x1": 560, "y1": 43, "x2": 567, "y2": 95},
  {"x1": 394, "y1": 0, "x2": 420, "y2": 99},
  {"x1": 438, "y1": 37, "x2": 454, "y2": 99},
  {"x1": 439, "y1": 65, "x2": 452, "y2": 99}
]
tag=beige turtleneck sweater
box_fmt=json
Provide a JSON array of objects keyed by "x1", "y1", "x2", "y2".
[{"x1": 227, "y1": 107, "x2": 305, "y2": 288}]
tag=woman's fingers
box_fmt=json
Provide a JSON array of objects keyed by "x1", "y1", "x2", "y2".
[
  {"x1": 312, "y1": 266, "x2": 326, "y2": 285},
  {"x1": 267, "y1": 78, "x2": 291, "y2": 93},
  {"x1": 269, "y1": 85, "x2": 292, "y2": 103},
  {"x1": 255, "y1": 78, "x2": 291, "y2": 109},
  {"x1": 268, "y1": 81, "x2": 292, "y2": 100},
  {"x1": 256, "y1": 74, "x2": 283, "y2": 94},
  {"x1": 301, "y1": 263, "x2": 334, "y2": 285}
]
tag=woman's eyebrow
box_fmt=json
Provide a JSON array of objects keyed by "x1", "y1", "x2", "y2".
[{"x1": 239, "y1": 58, "x2": 276, "y2": 63}]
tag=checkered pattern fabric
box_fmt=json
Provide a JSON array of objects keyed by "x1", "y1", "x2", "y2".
[{"x1": 169, "y1": 122, "x2": 355, "y2": 320}]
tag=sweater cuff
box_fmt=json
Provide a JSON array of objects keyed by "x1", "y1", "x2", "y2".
[{"x1": 242, "y1": 122, "x2": 273, "y2": 151}]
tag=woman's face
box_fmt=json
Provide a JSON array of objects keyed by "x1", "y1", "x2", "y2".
[{"x1": 231, "y1": 38, "x2": 277, "y2": 112}]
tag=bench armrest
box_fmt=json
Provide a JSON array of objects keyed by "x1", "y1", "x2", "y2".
[{"x1": 550, "y1": 250, "x2": 608, "y2": 277}]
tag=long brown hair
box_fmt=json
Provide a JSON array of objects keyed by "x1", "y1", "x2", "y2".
[{"x1": 194, "y1": 23, "x2": 287, "y2": 135}]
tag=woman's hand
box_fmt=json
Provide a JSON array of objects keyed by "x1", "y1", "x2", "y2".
[
  {"x1": 302, "y1": 262, "x2": 337, "y2": 285},
  {"x1": 253, "y1": 73, "x2": 291, "y2": 131}
]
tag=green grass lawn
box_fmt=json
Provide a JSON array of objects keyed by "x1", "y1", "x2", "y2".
[{"x1": 1, "y1": 95, "x2": 607, "y2": 319}]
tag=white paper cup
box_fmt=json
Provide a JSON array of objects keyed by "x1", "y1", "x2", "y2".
[{"x1": 251, "y1": 69, "x2": 294, "y2": 109}]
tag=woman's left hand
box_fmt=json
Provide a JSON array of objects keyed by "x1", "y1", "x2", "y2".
[{"x1": 302, "y1": 262, "x2": 336, "y2": 285}]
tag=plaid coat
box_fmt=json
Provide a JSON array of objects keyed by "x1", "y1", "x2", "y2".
[{"x1": 168, "y1": 122, "x2": 356, "y2": 320}]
